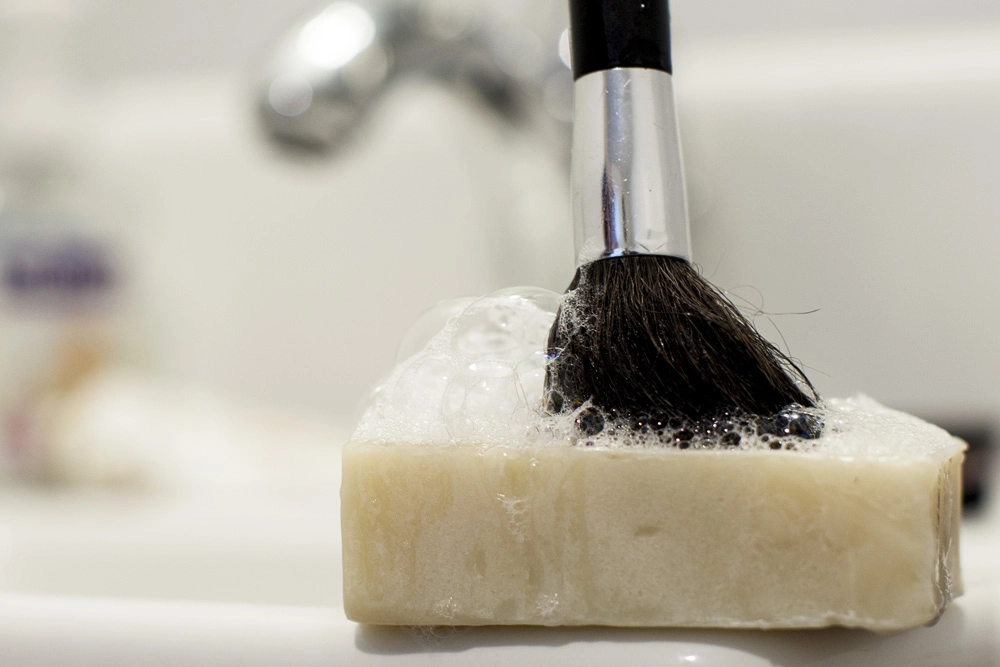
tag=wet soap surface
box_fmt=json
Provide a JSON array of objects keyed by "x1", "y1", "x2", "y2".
[
  {"x1": 342, "y1": 434, "x2": 963, "y2": 629},
  {"x1": 343, "y1": 288, "x2": 964, "y2": 629}
]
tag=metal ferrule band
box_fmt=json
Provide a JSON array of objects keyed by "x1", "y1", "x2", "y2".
[{"x1": 572, "y1": 68, "x2": 690, "y2": 266}]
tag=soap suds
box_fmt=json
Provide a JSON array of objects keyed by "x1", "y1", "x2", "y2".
[{"x1": 353, "y1": 287, "x2": 958, "y2": 459}]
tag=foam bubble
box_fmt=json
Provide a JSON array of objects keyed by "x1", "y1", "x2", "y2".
[
  {"x1": 352, "y1": 287, "x2": 960, "y2": 460},
  {"x1": 354, "y1": 287, "x2": 560, "y2": 445},
  {"x1": 450, "y1": 287, "x2": 560, "y2": 362},
  {"x1": 396, "y1": 297, "x2": 476, "y2": 363}
]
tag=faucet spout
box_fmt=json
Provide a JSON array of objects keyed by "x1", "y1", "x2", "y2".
[{"x1": 257, "y1": 0, "x2": 572, "y2": 157}]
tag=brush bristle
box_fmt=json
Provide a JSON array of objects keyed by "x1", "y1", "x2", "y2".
[{"x1": 545, "y1": 255, "x2": 818, "y2": 428}]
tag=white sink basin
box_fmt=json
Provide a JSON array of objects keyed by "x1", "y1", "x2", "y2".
[
  {"x1": 0, "y1": 487, "x2": 343, "y2": 607},
  {"x1": 0, "y1": 556, "x2": 996, "y2": 667},
  {"x1": 0, "y1": 440, "x2": 998, "y2": 666}
]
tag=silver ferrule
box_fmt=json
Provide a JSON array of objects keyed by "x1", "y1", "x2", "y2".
[{"x1": 572, "y1": 68, "x2": 690, "y2": 266}]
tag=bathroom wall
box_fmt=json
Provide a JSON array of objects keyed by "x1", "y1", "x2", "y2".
[
  {"x1": 69, "y1": 0, "x2": 1000, "y2": 81},
  {"x1": 6, "y1": 0, "x2": 998, "y2": 424},
  {"x1": 676, "y1": 27, "x2": 1000, "y2": 420}
]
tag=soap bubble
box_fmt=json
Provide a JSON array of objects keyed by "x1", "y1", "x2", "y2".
[
  {"x1": 467, "y1": 360, "x2": 515, "y2": 379},
  {"x1": 440, "y1": 379, "x2": 464, "y2": 413},
  {"x1": 356, "y1": 289, "x2": 558, "y2": 443},
  {"x1": 443, "y1": 360, "x2": 523, "y2": 441},
  {"x1": 391, "y1": 354, "x2": 453, "y2": 419},
  {"x1": 396, "y1": 297, "x2": 477, "y2": 363},
  {"x1": 492, "y1": 285, "x2": 561, "y2": 317},
  {"x1": 515, "y1": 350, "x2": 550, "y2": 410},
  {"x1": 466, "y1": 375, "x2": 521, "y2": 418},
  {"x1": 451, "y1": 302, "x2": 522, "y2": 361},
  {"x1": 451, "y1": 287, "x2": 559, "y2": 362},
  {"x1": 354, "y1": 284, "x2": 842, "y2": 453}
]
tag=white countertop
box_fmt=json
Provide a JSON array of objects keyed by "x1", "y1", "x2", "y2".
[
  {"x1": 0, "y1": 488, "x2": 996, "y2": 666},
  {"x1": 0, "y1": 583, "x2": 996, "y2": 667}
]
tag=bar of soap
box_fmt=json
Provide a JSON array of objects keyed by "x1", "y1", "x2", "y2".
[
  {"x1": 342, "y1": 397, "x2": 962, "y2": 630},
  {"x1": 340, "y1": 290, "x2": 963, "y2": 630}
]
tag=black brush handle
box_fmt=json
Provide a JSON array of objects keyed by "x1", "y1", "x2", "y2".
[{"x1": 569, "y1": 0, "x2": 672, "y2": 80}]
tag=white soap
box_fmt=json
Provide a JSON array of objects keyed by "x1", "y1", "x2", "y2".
[{"x1": 341, "y1": 289, "x2": 964, "y2": 629}]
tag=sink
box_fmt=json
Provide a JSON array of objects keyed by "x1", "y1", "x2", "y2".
[
  {"x1": 0, "y1": 485, "x2": 343, "y2": 608},
  {"x1": 0, "y1": 19, "x2": 998, "y2": 667},
  {"x1": 0, "y1": 434, "x2": 997, "y2": 665}
]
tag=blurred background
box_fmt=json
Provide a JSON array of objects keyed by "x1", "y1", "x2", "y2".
[{"x1": 0, "y1": 0, "x2": 998, "y2": 612}]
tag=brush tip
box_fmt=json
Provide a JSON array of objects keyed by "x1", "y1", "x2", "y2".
[{"x1": 544, "y1": 255, "x2": 818, "y2": 433}]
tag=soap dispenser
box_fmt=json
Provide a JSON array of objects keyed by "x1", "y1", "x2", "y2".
[{"x1": 0, "y1": 0, "x2": 123, "y2": 481}]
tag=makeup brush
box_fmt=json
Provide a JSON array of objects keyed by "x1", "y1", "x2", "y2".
[{"x1": 545, "y1": 0, "x2": 818, "y2": 434}]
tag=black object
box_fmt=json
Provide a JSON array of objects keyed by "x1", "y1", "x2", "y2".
[
  {"x1": 568, "y1": 0, "x2": 672, "y2": 79},
  {"x1": 545, "y1": 256, "x2": 818, "y2": 428},
  {"x1": 546, "y1": 0, "x2": 818, "y2": 430}
]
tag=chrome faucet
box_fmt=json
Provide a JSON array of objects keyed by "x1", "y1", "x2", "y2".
[{"x1": 256, "y1": 0, "x2": 572, "y2": 157}]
